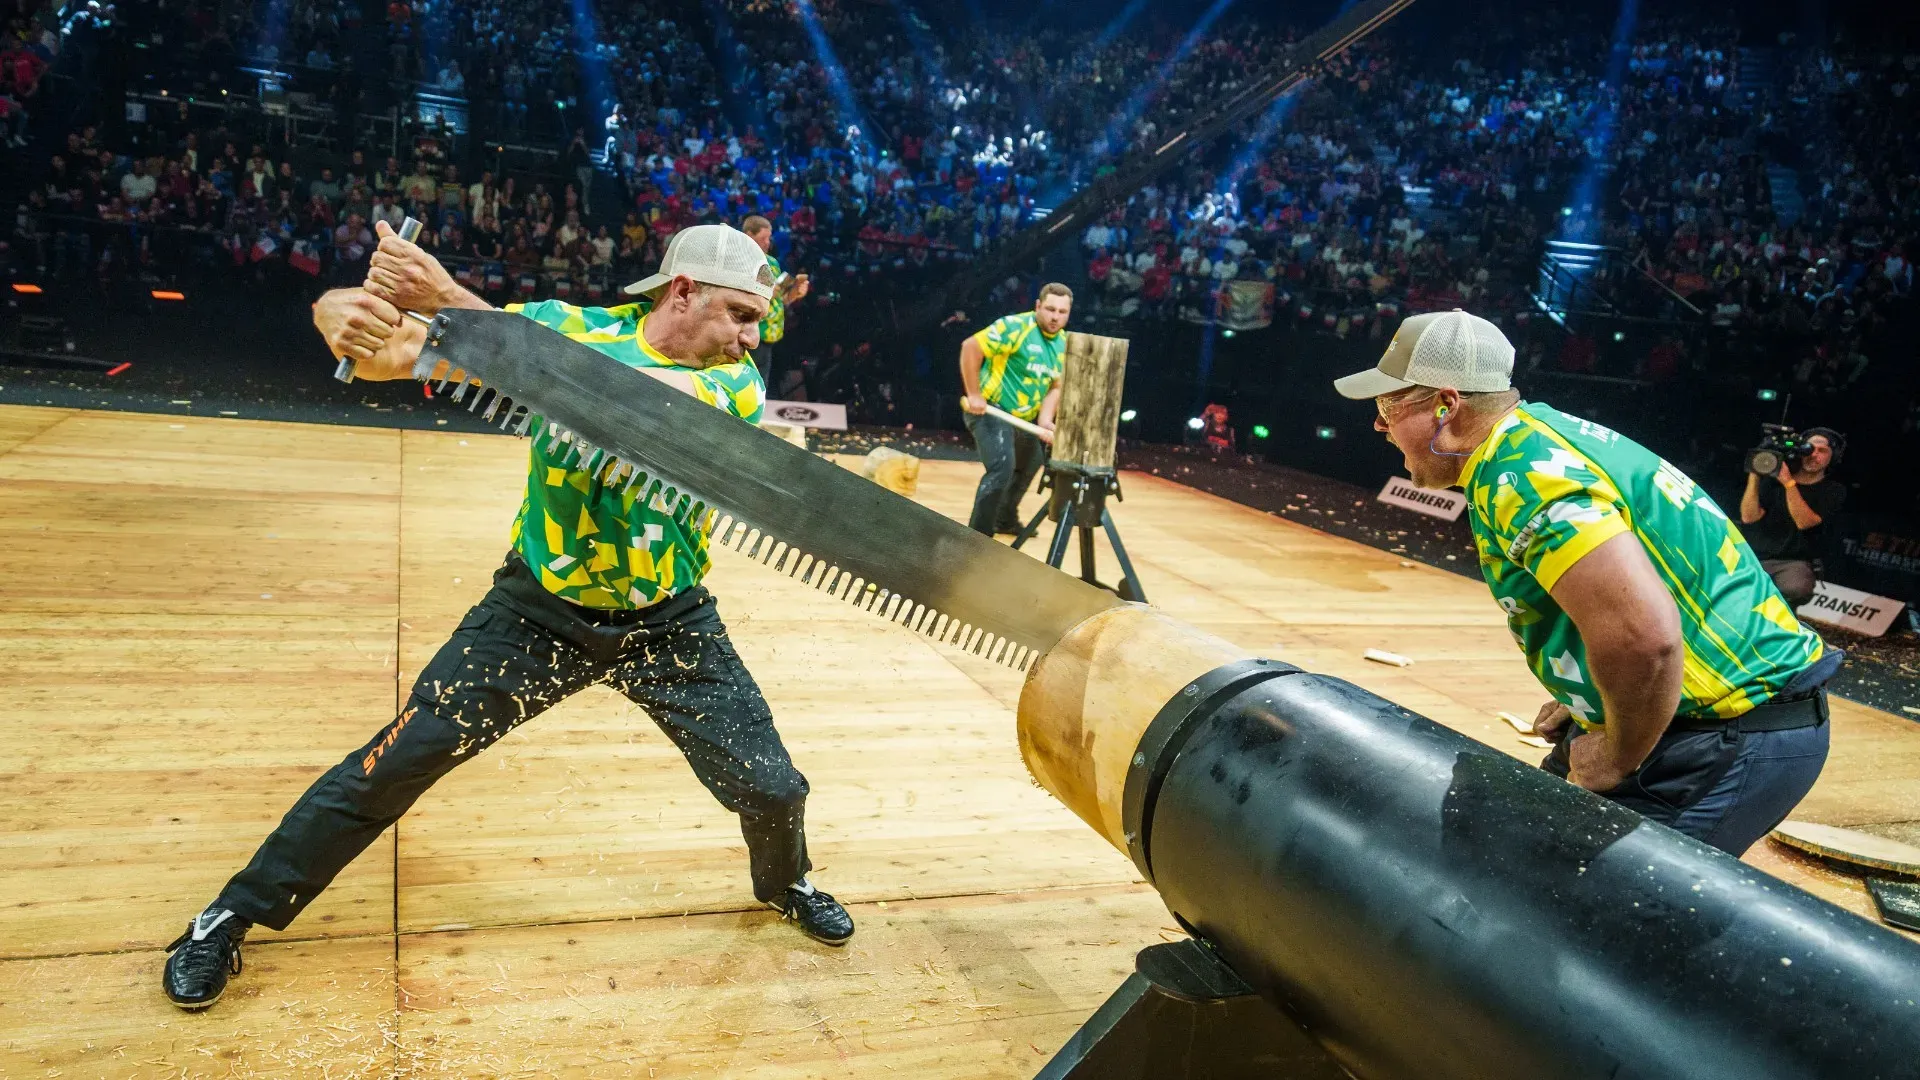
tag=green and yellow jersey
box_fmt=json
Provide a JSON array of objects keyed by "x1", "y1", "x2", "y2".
[
  {"x1": 973, "y1": 311, "x2": 1064, "y2": 422},
  {"x1": 759, "y1": 252, "x2": 787, "y2": 344},
  {"x1": 503, "y1": 299, "x2": 765, "y2": 609},
  {"x1": 1459, "y1": 401, "x2": 1823, "y2": 731}
]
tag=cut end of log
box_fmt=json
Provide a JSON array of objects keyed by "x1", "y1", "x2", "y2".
[
  {"x1": 1017, "y1": 605, "x2": 1253, "y2": 853},
  {"x1": 860, "y1": 446, "x2": 921, "y2": 498},
  {"x1": 759, "y1": 419, "x2": 809, "y2": 449}
]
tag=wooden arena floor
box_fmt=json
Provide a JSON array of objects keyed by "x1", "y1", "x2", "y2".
[{"x1": 2, "y1": 404, "x2": 1915, "y2": 1078}]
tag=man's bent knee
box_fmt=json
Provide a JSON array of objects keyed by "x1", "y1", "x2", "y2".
[
  {"x1": 740, "y1": 771, "x2": 809, "y2": 819},
  {"x1": 1768, "y1": 562, "x2": 1817, "y2": 607}
]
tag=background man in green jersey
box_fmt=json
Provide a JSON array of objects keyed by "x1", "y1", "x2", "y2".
[
  {"x1": 1336, "y1": 310, "x2": 1838, "y2": 857},
  {"x1": 958, "y1": 283, "x2": 1070, "y2": 535},
  {"x1": 741, "y1": 214, "x2": 808, "y2": 393},
  {"x1": 163, "y1": 223, "x2": 853, "y2": 1012}
]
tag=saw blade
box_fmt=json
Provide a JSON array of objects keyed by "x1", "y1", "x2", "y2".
[{"x1": 416, "y1": 309, "x2": 1122, "y2": 670}]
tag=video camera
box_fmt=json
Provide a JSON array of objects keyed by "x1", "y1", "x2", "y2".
[{"x1": 1745, "y1": 424, "x2": 1837, "y2": 477}]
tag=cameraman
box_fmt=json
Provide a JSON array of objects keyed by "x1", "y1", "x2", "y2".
[{"x1": 1739, "y1": 429, "x2": 1845, "y2": 606}]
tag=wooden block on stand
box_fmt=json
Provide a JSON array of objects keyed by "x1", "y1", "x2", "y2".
[{"x1": 1054, "y1": 332, "x2": 1129, "y2": 470}]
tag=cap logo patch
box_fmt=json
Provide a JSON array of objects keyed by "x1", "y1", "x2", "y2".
[{"x1": 756, "y1": 264, "x2": 775, "y2": 288}]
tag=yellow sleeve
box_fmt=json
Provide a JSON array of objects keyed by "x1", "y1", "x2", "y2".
[{"x1": 973, "y1": 315, "x2": 1022, "y2": 364}]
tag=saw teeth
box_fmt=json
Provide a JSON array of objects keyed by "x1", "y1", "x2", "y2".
[
  {"x1": 703, "y1": 514, "x2": 1041, "y2": 668},
  {"x1": 420, "y1": 349, "x2": 1038, "y2": 673}
]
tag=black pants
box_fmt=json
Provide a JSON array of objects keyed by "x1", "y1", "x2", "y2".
[
  {"x1": 1542, "y1": 690, "x2": 1830, "y2": 857},
  {"x1": 217, "y1": 555, "x2": 810, "y2": 930},
  {"x1": 964, "y1": 410, "x2": 1047, "y2": 535},
  {"x1": 1760, "y1": 558, "x2": 1817, "y2": 607},
  {"x1": 754, "y1": 341, "x2": 776, "y2": 390}
]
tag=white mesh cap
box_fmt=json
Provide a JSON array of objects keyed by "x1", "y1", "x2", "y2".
[
  {"x1": 1333, "y1": 309, "x2": 1515, "y2": 399},
  {"x1": 623, "y1": 223, "x2": 775, "y2": 300}
]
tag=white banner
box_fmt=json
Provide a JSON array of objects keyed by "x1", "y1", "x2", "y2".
[
  {"x1": 1796, "y1": 580, "x2": 1904, "y2": 637},
  {"x1": 763, "y1": 400, "x2": 848, "y2": 430},
  {"x1": 1376, "y1": 476, "x2": 1468, "y2": 521}
]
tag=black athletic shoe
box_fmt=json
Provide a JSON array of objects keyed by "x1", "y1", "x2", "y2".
[
  {"x1": 163, "y1": 906, "x2": 251, "y2": 1009},
  {"x1": 767, "y1": 880, "x2": 854, "y2": 945}
]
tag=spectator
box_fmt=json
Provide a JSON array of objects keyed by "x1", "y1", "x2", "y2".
[
  {"x1": 120, "y1": 160, "x2": 157, "y2": 204},
  {"x1": 308, "y1": 166, "x2": 343, "y2": 206}
]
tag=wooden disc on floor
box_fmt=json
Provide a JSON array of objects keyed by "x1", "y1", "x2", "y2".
[
  {"x1": 860, "y1": 445, "x2": 920, "y2": 497},
  {"x1": 1770, "y1": 820, "x2": 1920, "y2": 876}
]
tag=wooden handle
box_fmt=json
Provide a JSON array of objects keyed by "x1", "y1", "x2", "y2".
[
  {"x1": 334, "y1": 216, "x2": 425, "y2": 384},
  {"x1": 982, "y1": 405, "x2": 1049, "y2": 439},
  {"x1": 1017, "y1": 606, "x2": 1254, "y2": 852}
]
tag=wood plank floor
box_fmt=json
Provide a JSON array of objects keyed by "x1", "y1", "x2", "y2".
[{"x1": 2, "y1": 404, "x2": 1913, "y2": 1078}]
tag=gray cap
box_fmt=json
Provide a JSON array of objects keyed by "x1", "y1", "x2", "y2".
[
  {"x1": 623, "y1": 223, "x2": 776, "y2": 300},
  {"x1": 1333, "y1": 310, "x2": 1515, "y2": 399}
]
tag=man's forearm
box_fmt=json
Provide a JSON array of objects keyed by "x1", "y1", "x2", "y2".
[
  {"x1": 1588, "y1": 634, "x2": 1684, "y2": 777},
  {"x1": 1739, "y1": 474, "x2": 1763, "y2": 524},
  {"x1": 437, "y1": 283, "x2": 493, "y2": 313},
  {"x1": 357, "y1": 302, "x2": 430, "y2": 381},
  {"x1": 1781, "y1": 482, "x2": 1823, "y2": 530}
]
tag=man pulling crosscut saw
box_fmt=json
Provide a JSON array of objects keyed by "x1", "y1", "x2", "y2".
[{"x1": 162, "y1": 222, "x2": 856, "y2": 1011}]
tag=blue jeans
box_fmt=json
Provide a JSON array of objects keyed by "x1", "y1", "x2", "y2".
[
  {"x1": 964, "y1": 410, "x2": 1046, "y2": 535},
  {"x1": 1546, "y1": 707, "x2": 1831, "y2": 857}
]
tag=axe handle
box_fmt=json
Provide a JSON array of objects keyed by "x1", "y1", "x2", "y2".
[
  {"x1": 982, "y1": 405, "x2": 1051, "y2": 440},
  {"x1": 333, "y1": 216, "x2": 427, "y2": 383}
]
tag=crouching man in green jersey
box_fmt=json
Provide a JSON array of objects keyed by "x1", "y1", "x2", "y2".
[{"x1": 1336, "y1": 310, "x2": 1836, "y2": 857}]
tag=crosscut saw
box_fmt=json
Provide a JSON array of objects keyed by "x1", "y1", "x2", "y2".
[{"x1": 414, "y1": 309, "x2": 1122, "y2": 670}]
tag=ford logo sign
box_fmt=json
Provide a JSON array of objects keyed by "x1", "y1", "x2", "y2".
[{"x1": 775, "y1": 405, "x2": 819, "y2": 423}]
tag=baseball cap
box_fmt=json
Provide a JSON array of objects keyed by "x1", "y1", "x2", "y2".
[
  {"x1": 623, "y1": 223, "x2": 775, "y2": 300},
  {"x1": 1332, "y1": 310, "x2": 1515, "y2": 399}
]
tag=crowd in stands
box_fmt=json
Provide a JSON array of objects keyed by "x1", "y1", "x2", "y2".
[
  {"x1": 1071, "y1": 8, "x2": 1914, "y2": 417},
  {"x1": 5, "y1": 0, "x2": 1328, "y2": 301},
  {"x1": 0, "y1": 0, "x2": 57, "y2": 149},
  {"x1": 4, "y1": 0, "x2": 1916, "y2": 417}
]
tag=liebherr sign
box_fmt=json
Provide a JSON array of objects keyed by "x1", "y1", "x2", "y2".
[{"x1": 1376, "y1": 476, "x2": 1468, "y2": 521}]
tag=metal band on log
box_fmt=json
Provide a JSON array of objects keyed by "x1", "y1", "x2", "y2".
[{"x1": 1018, "y1": 609, "x2": 1920, "y2": 1079}]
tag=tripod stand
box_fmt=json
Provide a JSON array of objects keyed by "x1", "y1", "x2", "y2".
[{"x1": 1012, "y1": 461, "x2": 1147, "y2": 602}]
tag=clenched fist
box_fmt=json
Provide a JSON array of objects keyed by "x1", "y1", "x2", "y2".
[
  {"x1": 314, "y1": 288, "x2": 400, "y2": 363},
  {"x1": 1532, "y1": 700, "x2": 1573, "y2": 742},
  {"x1": 365, "y1": 219, "x2": 458, "y2": 314},
  {"x1": 313, "y1": 288, "x2": 426, "y2": 381}
]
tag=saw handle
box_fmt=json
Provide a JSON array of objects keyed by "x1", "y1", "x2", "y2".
[{"x1": 334, "y1": 216, "x2": 425, "y2": 383}]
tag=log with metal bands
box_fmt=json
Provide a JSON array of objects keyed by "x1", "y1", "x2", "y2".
[{"x1": 1018, "y1": 606, "x2": 1920, "y2": 1080}]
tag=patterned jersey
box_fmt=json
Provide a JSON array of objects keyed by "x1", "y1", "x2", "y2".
[
  {"x1": 504, "y1": 300, "x2": 766, "y2": 609},
  {"x1": 973, "y1": 312, "x2": 1064, "y2": 421},
  {"x1": 1459, "y1": 401, "x2": 1824, "y2": 731},
  {"x1": 759, "y1": 251, "x2": 787, "y2": 344}
]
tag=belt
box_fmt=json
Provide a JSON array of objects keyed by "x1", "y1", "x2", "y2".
[{"x1": 1674, "y1": 686, "x2": 1830, "y2": 733}]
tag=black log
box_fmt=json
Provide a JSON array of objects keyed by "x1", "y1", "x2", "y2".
[{"x1": 1121, "y1": 659, "x2": 1920, "y2": 1080}]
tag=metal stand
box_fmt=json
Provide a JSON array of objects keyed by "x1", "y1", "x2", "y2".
[
  {"x1": 1034, "y1": 939, "x2": 1346, "y2": 1080},
  {"x1": 1012, "y1": 462, "x2": 1147, "y2": 602}
]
